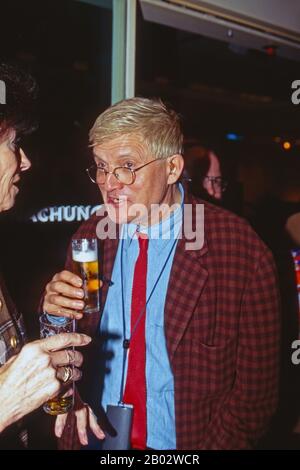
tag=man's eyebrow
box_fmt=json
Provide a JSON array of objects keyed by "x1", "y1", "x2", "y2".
[
  {"x1": 115, "y1": 152, "x2": 137, "y2": 158},
  {"x1": 94, "y1": 152, "x2": 138, "y2": 160},
  {"x1": 93, "y1": 154, "x2": 107, "y2": 163}
]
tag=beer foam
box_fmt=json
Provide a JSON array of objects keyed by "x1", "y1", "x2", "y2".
[{"x1": 72, "y1": 250, "x2": 97, "y2": 263}]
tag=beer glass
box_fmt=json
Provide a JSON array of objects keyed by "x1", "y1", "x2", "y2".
[
  {"x1": 72, "y1": 238, "x2": 100, "y2": 314},
  {"x1": 39, "y1": 314, "x2": 74, "y2": 415}
]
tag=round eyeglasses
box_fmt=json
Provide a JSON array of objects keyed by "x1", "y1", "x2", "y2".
[
  {"x1": 202, "y1": 176, "x2": 228, "y2": 193},
  {"x1": 86, "y1": 158, "x2": 162, "y2": 186}
]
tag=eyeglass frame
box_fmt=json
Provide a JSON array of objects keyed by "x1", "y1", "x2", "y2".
[
  {"x1": 202, "y1": 175, "x2": 228, "y2": 192},
  {"x1": 86, "y1": 157, "x2": 165, "y2": 185}
]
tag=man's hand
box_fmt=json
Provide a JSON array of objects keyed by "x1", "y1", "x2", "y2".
[
  {"x1": 43, "y1": 270, "x2": 85, "y2": 320},
  {"x1": 0, "y1": 333, "x2": 91, "y2": 433},
  {"x1": 55, "y1": 401, "x2": 105, "y2": 446}
]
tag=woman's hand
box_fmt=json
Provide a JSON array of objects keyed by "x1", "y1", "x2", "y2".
[{"x1": 0, "y1": 332, "x2": 91, "y2": 433}]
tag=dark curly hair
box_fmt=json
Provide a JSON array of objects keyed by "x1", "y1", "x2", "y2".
[{"x1": 0, "y1": 63, "x2": 37, "y2": 140}]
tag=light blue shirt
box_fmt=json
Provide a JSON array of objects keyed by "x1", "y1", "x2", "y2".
[{"x1": 100, "y1": 184, "x2": 184, "y2": 450}]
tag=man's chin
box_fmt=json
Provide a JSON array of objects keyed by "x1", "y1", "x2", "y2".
[
  {"x1": 106, "y1": 206, "x2": 130, "y2": 225},
  {"x1": 105, "y1": 202, "x2": 147, "y2": 226}
]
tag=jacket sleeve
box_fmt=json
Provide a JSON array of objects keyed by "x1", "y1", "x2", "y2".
[{"x1": 201, "y1": 247, "x2": 281, "y2": 449}]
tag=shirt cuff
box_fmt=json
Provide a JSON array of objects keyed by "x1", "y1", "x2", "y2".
[{"x1": 44, "y1": 312, "x2": 69, "y2": 325}]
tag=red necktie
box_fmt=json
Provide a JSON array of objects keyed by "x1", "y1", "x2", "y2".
[{"x1": 123, "y1": 235, "x2": 148, "y2": 449}]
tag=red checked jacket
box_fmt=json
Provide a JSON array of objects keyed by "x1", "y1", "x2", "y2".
[{"x1": 58, "y1": 192, "x2": 280, "y2": 450}]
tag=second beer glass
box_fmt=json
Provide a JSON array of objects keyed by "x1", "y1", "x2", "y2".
[
  {"x1": 39, "y1": 314, "x2": 74, "y2": 415},
  {"x1": 72, "y1": 238, "x2": 100, "y2": 314}
]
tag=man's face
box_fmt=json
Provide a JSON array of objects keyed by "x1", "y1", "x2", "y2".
[{"x1": 93, "y1": 135, "x2": 172, "y2": 225}]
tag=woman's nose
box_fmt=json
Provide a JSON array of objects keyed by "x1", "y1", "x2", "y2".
[{"x1": 19, "y1": 148, "x2": 31, "y2": 172}]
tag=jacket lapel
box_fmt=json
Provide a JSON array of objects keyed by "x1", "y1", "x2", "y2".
[{"x1": 165, "y1": 194, "x2": 208, "y2": 361}]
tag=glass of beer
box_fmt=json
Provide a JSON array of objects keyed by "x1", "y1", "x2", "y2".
[
  {"x1": 72, "y1": 238, "x2": 100, "y2": 314},
  {"x1": 39, "y1": 314, "x2": 74, "y2": 415}
]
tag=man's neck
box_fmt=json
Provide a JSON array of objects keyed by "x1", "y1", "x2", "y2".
[{"x1": 139, "y1": 184, "x2": 182, "y2": 228}]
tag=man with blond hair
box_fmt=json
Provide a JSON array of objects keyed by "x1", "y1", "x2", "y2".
[{"x1": 43, "y1": 97, "x2": 280, "y2": 450}]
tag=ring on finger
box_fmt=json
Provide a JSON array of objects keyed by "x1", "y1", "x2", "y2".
[
  {"x1": 57, "y1": 365, "x2": 73, "y2": 383},
  {"x1": 65, "y1": 349, "x2": 74, "y2": 365},
  {"x1": 62, "y1": 366, "x2": 73, "y2": 383}
]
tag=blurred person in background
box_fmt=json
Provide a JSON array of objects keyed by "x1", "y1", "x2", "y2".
[
  {"x1": 251, "y1": 159, "x2": 300, "y2": 449},
  {"x1": 184, "y1": 143, "x2": 228, "y2": 203}
]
